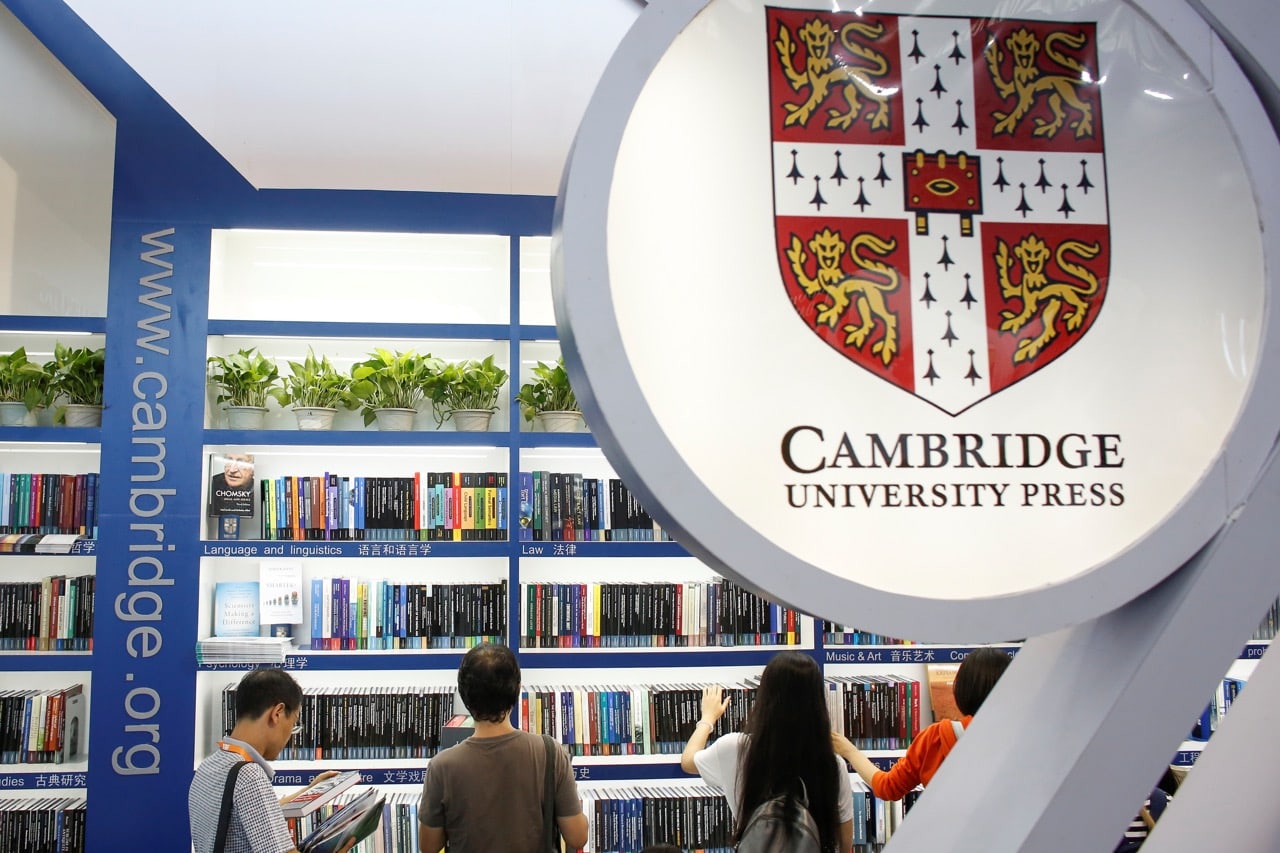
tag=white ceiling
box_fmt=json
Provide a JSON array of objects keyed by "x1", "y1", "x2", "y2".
[
  {"x1": 61, "y1": 0, "x2": 643, "y2": 196},
  {"x1": 58, "y1": 0, "x2": 1276, "y2": 198}
]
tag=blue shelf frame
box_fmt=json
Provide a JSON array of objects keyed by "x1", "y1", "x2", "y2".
[
  {"x1": 0, "y1": 315, "x2": 106, "y2": 334},
  {"x1": 0, "y1": 426, "x2": 100, "y2": 443},
  {"x1": 0, "y1": 653, "x2": 92, "y2": 672}
]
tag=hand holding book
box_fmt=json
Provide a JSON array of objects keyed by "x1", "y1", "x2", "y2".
[
  {"x1": 280, "y1": 770, "x2": 360, "y2": 816},
  {"x1": 297, "y1": 787, "x2": 384, "y2": 853}
]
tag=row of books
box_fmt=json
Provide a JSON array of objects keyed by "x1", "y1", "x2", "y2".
[
  {"x1": 518, "y1": 581, "x2": 805, "y2": 648},
  {"x1": 519, "y1": 683, "x2": 757, "y2": 756},
  {"x1": 822, "y1": 623, "x2": 912, "y2": 646},
  {"x1": 308, "y1": 580, "x2": 507, "y2": 650},
  {"x1": 518, "y1": 677, "x2": 920, "y2": 756},
  {"x1": 0, "y1": 534, "x2": 91, "y2": 556},
  {"x1": 826, "y1": 675, "x2": 923, "y2": 750},
  {"x1": 250, "y1": 472, "x2": 509, "y2": 542},
  {"x1": 519, "y1": 471, "x2": 673, "y2": 542},
  {"x1": 577, "y1": 784, "x2": 921, "y2": 853},
  {"x1": 1189, "y1": 676, "x2": 1247, "y2": 741},
  {"x1": 0, "y1": 473, "x2": 99, "y2": 537},
  {"x1": 581, "y1": 785, "x2": 733, "y2": 852},
  {"x1": 0, "y1": 684, "x2": 85, "y2": 765},
  {"x1": 0, "y1": 576, "x2": 95, "y2": 651},
  {"x1": 0, "y1": 796, "x2": 86, "y2": 853},
  {"x1": 220, "y1": 685, "x2": 457, "y2": 761}
]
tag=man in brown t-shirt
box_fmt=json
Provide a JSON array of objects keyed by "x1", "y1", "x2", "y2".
[{"x1": 419, "y1": 643, "x2": 588, "y2": 853}]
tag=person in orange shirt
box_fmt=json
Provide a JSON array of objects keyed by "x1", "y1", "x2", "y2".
[{"x1": 831, "y1": 647, "x2": 1012, "y2": 801}]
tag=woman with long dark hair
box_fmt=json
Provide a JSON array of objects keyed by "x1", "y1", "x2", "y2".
[{"x1": 680, "y1": 651, "x2": 853, "y2": 852}]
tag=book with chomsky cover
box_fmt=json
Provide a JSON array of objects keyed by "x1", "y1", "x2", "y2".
[{"x1": 208, "y1": 452, "x2": 257, "y2": 518}]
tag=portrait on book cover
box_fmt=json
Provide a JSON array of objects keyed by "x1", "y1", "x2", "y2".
[{"x1": 208, "y1": 452, "x2": 256, "y2": 517}]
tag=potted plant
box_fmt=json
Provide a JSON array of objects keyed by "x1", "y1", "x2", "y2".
[
  {"x1": 428, "y1": 355, "x2": 508, "y2": 431},
  {"x1": 46, "y1": 343, "x2": 106, "y2": 427},
  {"x1": 0, "y1": 348, "x2": 52, "y2": 426},
  {"x1": 515, "y1": 357, "x2": 583, "y2": 432},
  {"x1": 349, "y1": 347, "x2": 442, "y2": 430},
  {"x1": 269, "y1": 348, "x2": 357, "y2": 430},
  {"x1": 207, "y1": 347, "x2": 281, "y2": 430}
]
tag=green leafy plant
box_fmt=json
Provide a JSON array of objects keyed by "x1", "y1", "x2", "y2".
[
  {"x1": 514, "y1": 357, "x2": 579, "y2": 422},
  {"x1": 269, "y1": 348, "x2": 357, "y2": 410},
  {"x1": 428, "y1": 355, "x2": 508, "y2": 427},
  {"x1": 349, "y1": 348, "x2": 443, "y2": 426},
  {"x1": 46, "y1": 343, "x2": 105, "y2": 406},
  {"x1": 206, "y1": 347, "x2": 281, "y2": 408},
  {"x1": 0, "y1": 348, "x2": 53, "y2": 411}
]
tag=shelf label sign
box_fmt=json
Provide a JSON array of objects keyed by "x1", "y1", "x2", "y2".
[{"x1": 555, "y1": 0, "x2": 1275, "y2": 640}]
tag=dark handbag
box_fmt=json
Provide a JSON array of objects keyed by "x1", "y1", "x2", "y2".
[
  {"x1": 541, "y1": 735, "x2": 563, "y2": 853},
  {"x1": 213, "y1": 760, "x2": 248, "y2": 853}
]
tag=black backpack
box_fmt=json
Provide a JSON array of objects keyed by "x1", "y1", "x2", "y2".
[{"x1": 736, "y1": 783, "x2": 821, "y2": 853}]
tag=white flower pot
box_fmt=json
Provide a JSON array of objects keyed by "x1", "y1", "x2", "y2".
[
  {"x1": 63, "y1": 403, "x2": 103, "y2": 427},
  {"x1": 0, "y1": 401, "x2": 30, "y2": 426},
  {"x1": 535, "y1": 411, "x2": 584, "y2": 433},
  {"x1": 373, "y1": 407, "x2": 416, "y2": 431},
  {"x1": 225, "y1": 405, "x2": 268, "y2": 430},
  {"x1": 451, "y1": 409, "x2": 494, "y2": 432},
  {"x1": 292, "y1": 406, "x2": 337, "y2": 431}
]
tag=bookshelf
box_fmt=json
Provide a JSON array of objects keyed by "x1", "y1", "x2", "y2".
[
  {"x1": 0, "y1": 218, "x2": 1260, "y2": 851},
  {"x1": 185, "y1": 225, "x2": 1273, "y2": 853},
  {"x1": 0, "y1": 333, "x2": 102, "y2": 824}
]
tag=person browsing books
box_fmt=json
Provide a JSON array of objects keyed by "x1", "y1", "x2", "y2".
[
  {"x1": 831, "y1": 646, "x2": 1012, "y2": 802},
  {"x1": 189, "y1": 668, "x2": 356, "y2": 853},
  {"x1": 680, "y1": 651, "x2": 854, "y2": 853},
  {"x1": 418, "y1": 642, "x2": 588, "y2": 853}
]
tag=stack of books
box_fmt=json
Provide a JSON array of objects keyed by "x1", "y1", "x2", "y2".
[{"x1": 195, "y1": 636, "x2": 293, "y2": 665}]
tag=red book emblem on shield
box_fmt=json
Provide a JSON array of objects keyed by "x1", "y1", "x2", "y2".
[{"x1": 768, "y1": 8, "x2": 1109, "y2": 414}]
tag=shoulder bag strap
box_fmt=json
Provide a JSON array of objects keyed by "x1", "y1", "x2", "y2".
[
  {"x1": 542, "y1": 734, "x2": 559, "y2": 853},
  {"x1": 951, "y1": 719, "x2": 965, "y2": 740},
  {"x1": 213, "y1": 760, "x2": 249, "y2": 853}
]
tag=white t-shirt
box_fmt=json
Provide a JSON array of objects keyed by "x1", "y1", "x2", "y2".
[{"x1": 693, "y1": 732, "x2": 854, "y2": 823}]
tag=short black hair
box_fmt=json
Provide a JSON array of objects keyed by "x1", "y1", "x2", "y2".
[
  {"x1": 952, "y1": 647, "x2": 1012, "y2": 716},
  {"x1": 235, "y1": 668, "x2": 303, "y2": 720},
  {"x1": 457, "y1": 642, "x2": 520, "y2": 723}
]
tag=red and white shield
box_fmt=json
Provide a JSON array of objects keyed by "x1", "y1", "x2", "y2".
[{"x1": 769, "y1": 8, "x2": 1110, "y2": 415}]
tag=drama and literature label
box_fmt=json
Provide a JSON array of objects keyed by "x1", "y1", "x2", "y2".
[{"x1": 214, "y1": 581, "x2": 261, "y2": 638}]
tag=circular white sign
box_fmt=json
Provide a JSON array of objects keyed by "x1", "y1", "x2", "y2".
[{"x1": 554, "y1": 0, "x2": 1280, "y2": 641}]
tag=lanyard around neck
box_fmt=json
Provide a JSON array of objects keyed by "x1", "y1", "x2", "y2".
[{"x1": 218, "y1": 740, "x2": 255, "y2": 764}]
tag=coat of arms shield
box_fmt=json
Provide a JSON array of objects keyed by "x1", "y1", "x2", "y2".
[{"x1": 769, "y1": 8, "x2": 1110, "y2": 414}]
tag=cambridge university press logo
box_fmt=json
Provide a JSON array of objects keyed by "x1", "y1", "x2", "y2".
[{"x1": 769, "y1": 9, "x2": 1110, "y2": 415}]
